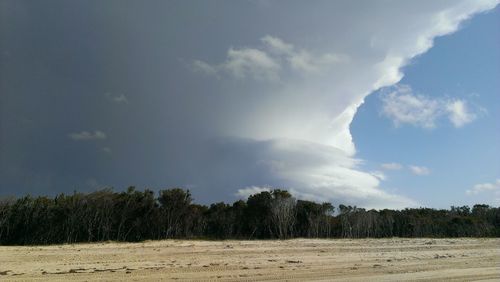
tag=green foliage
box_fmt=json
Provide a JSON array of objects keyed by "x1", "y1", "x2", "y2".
[{"x1": 0, "y1": 188, "x2": 498, "y2": 245}]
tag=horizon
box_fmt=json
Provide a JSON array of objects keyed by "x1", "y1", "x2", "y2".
[{"x1": 0, "y1": 186, "x2": 496, "y2": 212}]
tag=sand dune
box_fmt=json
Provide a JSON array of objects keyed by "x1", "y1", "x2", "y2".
[{"x1": 1, "y1": 238, "x2": 499, "y2": 281}]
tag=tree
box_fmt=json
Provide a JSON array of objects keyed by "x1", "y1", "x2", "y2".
[
  {"x1": 0, "y1": 187, "x2": 499, "y2": 245},
  {"x1": 158, "y1": 188, "x2": 192, "y2": 238},
  {"x1": 245, "y1": 191, "x2": 273, "y2": 238},
  {"x1": 270, "y1": 190, "x2": 296, "y2": 239}
]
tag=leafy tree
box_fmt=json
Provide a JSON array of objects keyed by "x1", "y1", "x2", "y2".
[
  {"x1": 0, "y1": 187, "x2": 498, "y2": 245},
  {"x1": 158, "y1": 188, "x2": 192, "y2": 238}
]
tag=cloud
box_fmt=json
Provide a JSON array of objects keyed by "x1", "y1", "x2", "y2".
[
  {"x1": 409, "y1": 165, "x2": 431, "y2": 176},
  {"x1": 192, "y1": 47, "x2": 281, "y2": 81},
  {"x1": 446, "y1": 99, "x2": 476, "y2": 127},
  {"x1": 183, "y1": 2, "x2": 496, "y2": 208},
  {"x1": 236, "y1": 185, "x2": 271, "y2": 199},
  {"x1": 287, "y1": 50, "x2": 349, "y2": 74},
  {"x1": 113, "y1": 94, "x2": 129, "y2": 104},
  {"x1": 466, "y1": 179, "x2": 500, "y2": 195},
  {"x1": 382, "y1": 162, "x2": 432, "y2": 176},
  {"x1": 68, "y1": 130, "x2": 107, "y2": 141},
  {"x1": 2, "y1": 1, "x2": 498, "y2": 206},
  {"x1": 381, "y1": 85, "x2": 442, "y2": 128},
  {"x1": 381, "y1": 84, "x2": 478, "y2": 128},
  {"x1": 106, "y1": 93, "x2": 129, "y2": 104},
  {"x1": 232, "y1": 138, "x2": 416, "y2": 209},
  {"x1": 381, "y1": 162, "x2": 403, "y2": 170},
  {"x1": 192, "y1": 35, "x2": 349, "y2": 81},
  {"x1": 224, "y1": 47, "x2": 281, "y2": 81},
  {"x1": 191, "y1": 60, "x2": 218, "y2": 76},
  {"x1": 370, "y1": 171, "x2": 386, "y2": 181},
  {"x1": 261, "y1": 35, "x2": 294, "y2": 55}
]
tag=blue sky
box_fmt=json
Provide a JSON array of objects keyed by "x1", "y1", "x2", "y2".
[
  {"x1": 1, "y1": 1, "x2": 498, "y2": 209},
  {"x1": 352, "y1": 6, "x2": 500, "y2": 208}
]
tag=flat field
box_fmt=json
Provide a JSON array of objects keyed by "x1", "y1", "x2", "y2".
[{"x1": 0, "y1": 238, "x2": 499, "y2": 281}]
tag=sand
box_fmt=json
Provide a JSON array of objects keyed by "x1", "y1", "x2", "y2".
[{"x1": 0, "y1": 238, "x2": 499, "y2": 281}]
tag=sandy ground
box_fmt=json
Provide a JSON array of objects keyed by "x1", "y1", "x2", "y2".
[{"x1": 0, "y1": 238, "x2": 499, "y2": 281}]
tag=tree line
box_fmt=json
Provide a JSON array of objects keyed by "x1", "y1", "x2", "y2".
[{"x1": 0, "y1": 187, "x2": 498, "y2": 245}]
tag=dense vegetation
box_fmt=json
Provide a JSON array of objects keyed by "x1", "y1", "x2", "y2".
[{"x1": 0, "y1": 187, "x2": 499, "y2": 245}]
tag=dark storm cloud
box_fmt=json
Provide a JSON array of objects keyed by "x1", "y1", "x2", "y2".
[{"x1": 0, "y1": 1, "x2": 496, "y2": 207}]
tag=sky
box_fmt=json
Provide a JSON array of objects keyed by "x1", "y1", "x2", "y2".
[{"x1": 1, "y1": 1, "x2": 499, "y2": 209}]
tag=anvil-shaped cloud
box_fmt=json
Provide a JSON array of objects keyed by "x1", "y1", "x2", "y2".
[
  {"x1": 184, "y1": 1, "x2": 497, "y2": 208},
  {"x1": 1, "y1": 1, "x2": 497, "y2": 209}
]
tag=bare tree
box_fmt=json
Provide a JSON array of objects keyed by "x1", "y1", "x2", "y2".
[{"x1": 270, "y1": 190, "x2": 296, "y2": 239}]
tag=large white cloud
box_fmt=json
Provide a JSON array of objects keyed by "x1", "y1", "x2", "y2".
[{"x1": 185, "y1": 1, "x2": 497, "y2": 209}]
